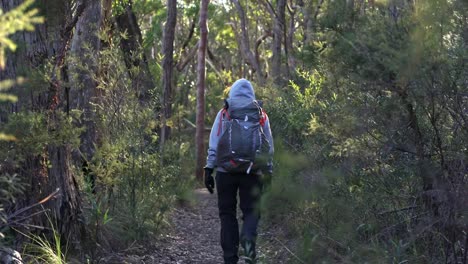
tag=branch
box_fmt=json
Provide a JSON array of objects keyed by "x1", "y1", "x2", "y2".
[
  {"x1": 255, "y1": 30, "x2": 272, "y2": 68},
  {"x1": 57, "y1": 0, "x2": 87, "y2": 69},
  {"x1": 181, "y1": 17, "x2": 196, "y2": 50},
  {"x1": 286, "y1": 0, "x2": 296, "y2": 15},
  {"x1": 176, "y1": 41, "x2": 199, "y2": 72},
  {"x1": 1, "y1": 188, "x2": 60, "y2": 229},
  {"x1": 49, "y1": 0, "x2": 87, "y2": 110},
  {"x1": 230, "y1": 0, "x2": 264, "y2": 82},
  {"x1": 183, "y1": 118, "x2": 211, "y2": 132},
  {"x1": 206, "y1": 57, "x2": 222, "y2": 78},
  {"x1": 378, "y1": 206, "x2": 418, "y2": 216},
  {"x1": 259, "y1": 0, "x2": 278, "y2": 20},
  {"x1": 313, "y1": 0, "x2": 325, "y2": 22},
  {"x1": 207, "y1": 46, "x2": 220, "y2": 69}
]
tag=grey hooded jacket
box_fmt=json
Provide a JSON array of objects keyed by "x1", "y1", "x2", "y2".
[{"x1": 205, "y1": 79, "x2": 274, "y2": 174}]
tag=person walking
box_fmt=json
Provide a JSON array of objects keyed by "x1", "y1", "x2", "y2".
[{"x1": 204, "y1": 79, "x2": 274, "y2": 264}]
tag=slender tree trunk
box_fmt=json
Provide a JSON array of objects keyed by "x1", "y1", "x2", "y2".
[
  {"x1": 255, "y1": 31, "x2": 272, "y2": 71},
  {"x1": 115, "y1": 1, "x2": 154, "y2": 103},
  {"x1": 177, "y1": 41, "x2": 199, "y2": 72},
  {"x1": 182, "y1": 17, "x2": 196, "y2": 50},
  {"x1": 161, "y1": 0, "x2": 177, "y2": 148},
  {"x1": 302, "y1": 0, "x2": 324, "y2": 47},
  {"x1": 272, "y1": 0, "x2": 286, "y2": 84},
  {"x1": 69, "y1": 0, "x2": 102, "y2": 162},
  {"x1": 231, "y1": 0, "x2": 264, "y2": 84},
  {"x1": 301, "y1": 0, "x2": 311, "y2": 46},
  {"x1": 196, "y1": 0, "x2": 209, "y2": 181},
  {"x1": 397, "y1": 87, "x2": 440, "y2": 217},
  {"x1": 286, "y1": 4, "x2": 296, "y2": 76}
]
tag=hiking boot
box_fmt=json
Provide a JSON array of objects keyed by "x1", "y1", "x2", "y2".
[
  {"x1": 241, "y1": 240, "x2": 256, "y2": 264},
  {"x1": 240, "y1": 256, "x2": 256, "y2": 264}
]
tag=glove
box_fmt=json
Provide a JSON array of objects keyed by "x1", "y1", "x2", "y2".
[{"x1": 204, "y1": 167, "x2": 215, "y2": 194}]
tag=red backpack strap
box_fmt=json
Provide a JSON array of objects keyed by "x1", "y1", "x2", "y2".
[
  {"x1": 260, "y1": 110, "x2": 267, "y2": 127},
  {"x1": 217, "y1": 108, "x2": 230, "y2": 136}
]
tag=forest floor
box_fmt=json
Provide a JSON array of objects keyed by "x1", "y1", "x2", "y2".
[{"x1": 101, "y1": 189, "x2": 293, "y2": 264}]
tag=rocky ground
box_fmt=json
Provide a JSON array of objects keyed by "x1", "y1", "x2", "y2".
[{"x1": 101, "y1": 189, "x2": 293, "y2": 264}]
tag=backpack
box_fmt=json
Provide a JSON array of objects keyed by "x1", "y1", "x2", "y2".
[{"x1": 216, "y1": 99, "x2": 270, "y2": 174}]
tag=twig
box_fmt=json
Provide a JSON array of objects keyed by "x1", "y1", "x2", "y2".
[
  {"x1": 176, "y1": 41, "x2": 199, "y2": 72},
  {"x1": 378, "y1": 206, "x2": 417, "y2": 216},
  {"x1": 7, "y1": 209, "x2": 49, "y2": 226},
  {"x1": 1, "y1": 188, "x2": 60, "y2": 229},
  {"x1": 13, "y1": 223, "x2": 45, "y2": 230},
  {"x1": 122, "y1": 240, "x2": 138, "y2": 252},
  {"x1": 183, "y1": 118, "x2": 196, "y2": 128},
  {"x1": 274, "y1": 237, "x2": 306, "y2": 264},
  {"x1": 6, "y1": 188, "x2": 60, "y2": 220}
]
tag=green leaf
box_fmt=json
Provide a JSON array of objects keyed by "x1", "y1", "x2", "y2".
[
  {"x1": 0, "y1": 93, "x2": 18, "y2": 102},
  {"x1": 0, "y1": 133, "x2": 16, "y2": 141}
]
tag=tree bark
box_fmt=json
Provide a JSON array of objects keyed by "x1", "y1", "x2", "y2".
[
  {"x1": 69, "y1": 0, "x2": 102, "y2": 162},
  {"x1": 0, "y1": 0, "x2": 61, "y2": 111},
  {"x1": 182, "y1": 17, "x2": 196, "y2": 50},
  {"x1": 302, "y1": 0, "x2": 324, "y2": 47},
  {"x1": 1, "y1": 0, "x2": 85, "y2": 245},
  {"x1": 272, "y1": 0, "x2": 286, "y2": 84},
  {"x1": 255, "y1": 31, "x2": 272, "y2": 72},
  {"x1": 286, "y1": 3, "x2": 297, "y2": 76},
  {"x1": 160, "y1": 0, "x2": 177, "y2": 148},
  {"x1": 46, "y1": 143, "x2": 83, "y2": 244},
  {"x1": 231, "y1": 0, "x2": 264, "y2": 84},
  {"x1": 115, "y1": 1, "x2": 154, "y2": 103},
  {"x1": 196, "y1": 0, "x2": 209, "y2": 181},
  {"x1": 396, "y1": 86, "x2": 440, "y2": 217},
  {"x1": 177, "y1": 41, "x2": 199, "y2": 72},
  {"x1": 45, "y1": 0, "x2": 89, "y2": 245}
]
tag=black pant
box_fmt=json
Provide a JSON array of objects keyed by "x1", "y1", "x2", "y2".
[{"x1": 216, "y1": 171, "x2": 263, "y2": 264}]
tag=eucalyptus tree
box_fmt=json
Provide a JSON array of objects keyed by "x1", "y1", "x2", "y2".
[
  {"x1": 115, "y1": 0, "x2": 155, "y2": 103},
  {"x1": 195, "y1": 0, "x2": 209, "y2": 181},
  {"x1": 160, "y1": 0, "x2": 177, "y2": 148},
  {"x1": 0, "y1": 0, "x2": 90, "y2": 243}
]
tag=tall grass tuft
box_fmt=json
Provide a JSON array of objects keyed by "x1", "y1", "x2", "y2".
[{"x1": 20, "y1": 214, "x2": 68, "y2": 264}]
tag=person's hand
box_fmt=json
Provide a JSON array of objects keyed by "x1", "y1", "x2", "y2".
[{"x1": 204, "y1": 167, "x2": 215, "y2": 194}]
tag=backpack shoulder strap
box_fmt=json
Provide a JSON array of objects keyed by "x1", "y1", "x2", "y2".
[
  {"x1": 217, "y1": 108, "x2": 230, "y2": 136},
  {"x1": 260, "y1": 109, "x2": 267, "y2": 127},
  {"x1": 253, "y1": 100, "x2": 267, "y2": 127}
]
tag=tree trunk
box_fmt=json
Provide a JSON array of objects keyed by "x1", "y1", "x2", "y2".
[
  {"x1": 1, "y1": 0, "x2": 86, "y2": 245},
  {"x1": 0, "y1": 0, "x2": 60, "y2": 112},
  {"x1": 272, "y1": 0, "x2": 286, "y2": 84},
  {"x1": 46, "y1": 143, "x2": 83, "y2": 245},
  {"x1": 196, "y1": 0, "x2": 209, "y2": 181},
  {"x1": 115, "y1": 1, "x2": 154, "y2": 103},
  {"x1": 231, "y1": 0, "x2": 264, "y2": 84},
  {"x1": 286, "y1": 4, "x2": 296, "y2": 76},
  {"x1": 69, "y1": 0, "x2": 103, "y2": 162},
  {"x1": 397, "y1": 87, "x2": 439, "y2": 217},
  {"x1": 45, "y1": 0, "x2": 90, "y2": 245},
  {"x1": 255, "y1": 31, "x2": 272, "y2": 71},
  {"x1": 160, "y1": 0, "x2": 177, "y2": 148},
  {"x1": 302, "y1": 0, "x2": 324, "y2": 49}
]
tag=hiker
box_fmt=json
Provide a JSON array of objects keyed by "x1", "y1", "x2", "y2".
[{"x1": 204, "y1": 79, "x2": 274, "y2": 264}]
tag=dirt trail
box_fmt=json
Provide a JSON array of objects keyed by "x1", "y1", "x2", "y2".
[{"x1": 102, "y1": 189, "x2": 291, "y2": 263}]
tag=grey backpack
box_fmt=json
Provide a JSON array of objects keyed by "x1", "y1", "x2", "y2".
[{"x1": 216, "y1": 99, "x2": 270, "y2": 174}]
